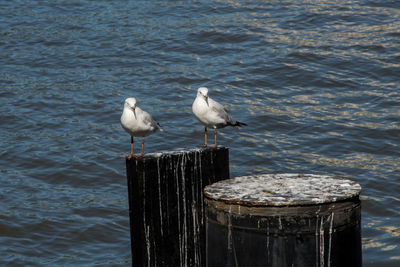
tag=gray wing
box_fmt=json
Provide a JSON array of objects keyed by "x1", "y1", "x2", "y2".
[
  {"x1": 209, "y1": 98, "x2": 235, "y2": 124},
  {"x1": 142, "y1": 111, "x2": 162, "y2": 131}
]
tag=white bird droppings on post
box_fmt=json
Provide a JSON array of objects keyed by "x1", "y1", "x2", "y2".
[{"x1": 204, "y1": 173, "x2": 361, "y2": 206}]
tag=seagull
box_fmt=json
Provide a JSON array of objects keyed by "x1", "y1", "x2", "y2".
[
  {"x1": 120, "y1": 97, "x2": 162, "y2": 158},
  {"x1": 192, "y1": 87, "x2": 246, "y2": 147}
]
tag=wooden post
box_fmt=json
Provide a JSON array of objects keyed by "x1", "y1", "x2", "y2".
[
  {"x1": 204, "y1": 174, "x2": 362, "y2": 267},
  {"x1": 125, "y1": 147, "x2": 229, "y2": 267}
]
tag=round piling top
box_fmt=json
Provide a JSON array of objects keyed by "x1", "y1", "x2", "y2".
[{"x1": 204, "y1": 174, "x2": 361, "y2": 207}]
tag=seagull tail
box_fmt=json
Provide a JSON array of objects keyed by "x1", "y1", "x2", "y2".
[
  {"x1": 157, "y1": 122, "x2": 163, "y2": 131},
  {"x1": 233, "y1": 121, "x2": 247, "y2": 127}
]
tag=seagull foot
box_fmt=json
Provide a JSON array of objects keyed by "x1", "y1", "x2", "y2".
[
  {"x1": 197, "y1": 144, "x2": 208, "y2": 148},
  {"x1": 126, "y1": 154, "x2": 135, "y2": 159}
]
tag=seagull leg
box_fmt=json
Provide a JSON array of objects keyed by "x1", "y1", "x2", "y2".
[
  {"x1": 127, "y1": 136, "x2": 135, "y2": 159},
  {"x1": 139, "y1": 137, "x2": 145, "y2": 157},
  {"x1": 204, "y1": 127, "x2": 208, "y2": 147},
  {"x1": 209, "y1": 128, "x2": 218, "y2": 148},
  {"x1": 214, "y1": 128, "x2": 218, "y2": 147}
]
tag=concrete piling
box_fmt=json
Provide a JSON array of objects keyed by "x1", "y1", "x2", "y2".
[{"x1": 204, "y1": 174, "x2": 362, "y2": 267}]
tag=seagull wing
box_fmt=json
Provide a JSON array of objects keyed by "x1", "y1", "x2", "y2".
[
  {"x1": 209, "y1": 97, "x2": 235, "y2": 125},
  {"x1": 142, "y1": 110, "x2": 162, "y2": 131}
]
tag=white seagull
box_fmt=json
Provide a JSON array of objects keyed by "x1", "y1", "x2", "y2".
[
  {"x1": 120, "y1": 97, "x2": 162, "y2": 158},
  {"x1": 192, "y1": 87, "x2": 246, "y2": 147}
]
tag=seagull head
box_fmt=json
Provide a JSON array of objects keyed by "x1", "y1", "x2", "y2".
[
  {"x1": 197, "y1": 87, "x2": 209, "y2": 106},
  {"x1": 125, "y1": 97, "x2": 137, "y2": 118}
]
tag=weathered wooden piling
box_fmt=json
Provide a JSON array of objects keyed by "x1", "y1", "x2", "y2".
[
  {"x1": 125, "y1": 147, "x2": 229, "y2": 267},
  {"x1": 204, "y1": 174, "x2": 362, "y2": 267}
]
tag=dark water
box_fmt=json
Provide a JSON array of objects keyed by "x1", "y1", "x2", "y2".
[{"x1": 1, "y1": 0, "x2": 399, "y2": 266}]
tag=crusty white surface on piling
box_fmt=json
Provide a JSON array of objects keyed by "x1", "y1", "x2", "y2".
[
  {"x1": 145, "y1": 147, "x2": 224, "y2": 158},
  {"x1": 204, "y1": 174, "x2": 361, "y2": 206}
]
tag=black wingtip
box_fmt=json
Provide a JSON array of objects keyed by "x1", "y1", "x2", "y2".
[
  {"x1": 235, "y1": 121, "x2": 247, "y2": 127},
  {"x1": 157, "y1": 122, "x2": 163, "y2": 131}
]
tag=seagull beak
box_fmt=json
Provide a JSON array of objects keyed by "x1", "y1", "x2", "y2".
[
  {"x1": 205, "y1": 96, "x2": 209, "y2": 106},
  {"x1": 131, "y1": 106, "x2": 136, "y2": 118}
]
